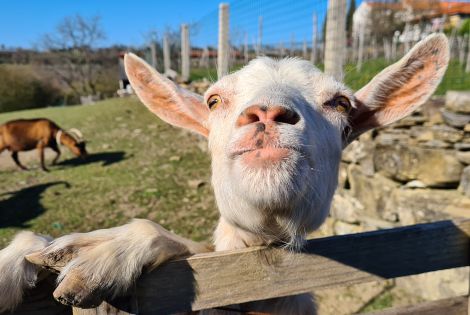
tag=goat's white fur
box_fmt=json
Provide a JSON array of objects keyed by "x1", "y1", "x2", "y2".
[
  {"x1": 56, "y1": 129, "x2": 63, "y2": 149},
  {"x1": 0, "y1": 34, "x2": 449, "y2": 314},
  {"x1": 0, "y1": 232, "x2": 51, "y2": 312}
]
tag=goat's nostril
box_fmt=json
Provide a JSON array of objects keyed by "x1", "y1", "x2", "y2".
[
  {"x1": 267, "y1": 107, "x2": 300, "y2": 125},
  {"x1": 273, "y1": 108, "x2": 300, "y2": 125},
  {"x1": 237, "y1": 105, "x2": 300, "y2": 127},
  {"x1": 246, "y1": 113, "x2": 260, "y2": 124}
]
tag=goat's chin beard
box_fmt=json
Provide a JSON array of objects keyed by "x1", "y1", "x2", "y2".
[
  {"x1": 213, "y1": 149, "x2": 337, "y2": 250},
  {"x1": 232, "y1": 151, "x2": 307, "y2": 207}
]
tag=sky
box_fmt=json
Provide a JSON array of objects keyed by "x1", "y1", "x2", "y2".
[
  {"x1": 0, "y1": 0, "x2": 222, "y2": 48},
  {"x1": 0, "y1": 0, "x2": 367, "y2": 49}
]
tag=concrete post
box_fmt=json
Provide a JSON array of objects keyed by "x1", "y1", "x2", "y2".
[
  {"x1": 311, "y1": 12, "x2": 318, "y2": 64},
  {"x1": 357, "y1": 25, "x2": 364, "y2": 71},
  {"x1": 244, "y1": 32, "x2": 249, "y2": 63},
  {"x1": 163, "y1": 34, "x2": 171, "y2": 74},
  {"x1": 256, "y1": 16, "x2": 263, "y2": 56},
  {"x1": 466, "y1": 31, "x2": 470, "y2": 73},
  {"x1": 290, "y1": 33, "x2": 296, "y2": 56},
  {"x1": 303, "y1": 39, "x2": 308, "y2": 59},
  {"x1": 150, "y1": 42, "x2": 158, "y2": 69},
  {"x1": 181, "y1": 24, "x2": 190, "y2": 82},
  {"x1": 218, "y1": 3, "x2": 230, "y2": 78},
  {"x1": 324, "y1": 0, "x2": 347, "y2": 79}
]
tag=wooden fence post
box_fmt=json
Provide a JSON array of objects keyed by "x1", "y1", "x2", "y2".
[
  {"x1": 303, "y1": 39, "x2": 308, "y2": 60},
  {"x1": 357, "y1": 24, "x2": 365, "y2": 71},
  {"x1": 244, "y1": 32, "x2": 249, "y2": 63},
  {"x1": 257, "y1": 16, "x2": 263, "y2": 56},
  {"x1": 218, "y1": 3, "x2": 229, "y2": 78},
  {"x1": 163, "y1": 34, "x2": 171, "y2": 74},
  {"x1": 181, "y1": 24, "x2": 190, "y2": 82},
  {"x1": 466, "y1": 30, "x2": 470, "y2": 73},
  {"x1": 279, "y1": 41, "x2": 285, "y2": 58},
  {"x1": 383, "y1": 38, "x2": 391, "y2": 62},
  {"x1": 392, "y1": 31, "x2": 399, "y2": 60},
  {"x1": 324, "y1": 0, "x2": 347, "y2": 80},
  {"x1": 150, "y1": 42, "x2": 157, "y2": 69},
  {"x1": 311, "y1": 12, "x2": 318, "y2": 64},
  {"x1": 290, "y1": 33, "x2": 296, "y2": 56},
  {"x1": 458, "y1": 35, "x2": 467, "y2": 66}
]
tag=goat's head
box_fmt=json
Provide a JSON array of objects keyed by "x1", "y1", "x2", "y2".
[
  {"x1": 67, "y1": 129, "x2": 88, "y2": 159},
  {"x1": 125, "y1": 34, "x2": 449, "y2": 246}
]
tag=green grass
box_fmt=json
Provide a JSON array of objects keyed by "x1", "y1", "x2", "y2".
[
  {"x1": 1, "y1": 59, "x2": 468, "y2": 248},
  {"x1": 192, "y1": 59, "x2": 470, "y2": 95},
  {"x1": 0, "y1": 98, "x2": 218, "y2": 247},
  {"x1": 359, "y1": 291, "x2": 394, "y2": 313},
  {"x1": 344, "y1": 59, "x2": 470, "y2": 94},
  {"x1": 190, "y1": 68, "x2": 218, "y2": 81}
]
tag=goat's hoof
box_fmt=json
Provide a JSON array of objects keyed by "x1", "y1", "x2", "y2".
[{"x1": 53, "y1": 271, "x2": 102, "y2": 308}]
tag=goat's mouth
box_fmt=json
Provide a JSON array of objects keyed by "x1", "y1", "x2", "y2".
[{"x1": 231, "y1": 146, "x2": 299, "y2": 168}]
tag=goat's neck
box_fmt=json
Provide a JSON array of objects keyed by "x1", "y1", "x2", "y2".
[
  {"x1": 212, "y1": 217, "x2": 316, "y2": 314},
  {"x1": 213, "y1": 217, "x2": 267, "y2": 251}
]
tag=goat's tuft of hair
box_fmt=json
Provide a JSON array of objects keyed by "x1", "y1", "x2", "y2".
[{"x1": 0, "y1": 232, "x2": 51, "y2": 312}]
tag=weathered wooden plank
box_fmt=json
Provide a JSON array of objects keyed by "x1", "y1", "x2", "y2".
[
  {"x1": 360, "y1": 295, "x2": 468, "y2": 315},
  {"x1": 93, "y1": 219, "x2": 469, "y2": 314},
  {"x1": 72, "y1": 302, "x2": 133, "y2": 315}
]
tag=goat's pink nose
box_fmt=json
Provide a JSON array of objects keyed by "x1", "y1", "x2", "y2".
[{"x1": 236, "y1": 105, "x2": 300, "y2": 127}]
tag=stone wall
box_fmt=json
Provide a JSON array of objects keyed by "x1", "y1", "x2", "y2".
[{"x1": 321, "y1": 91, "x2": 470, "y2": 301}]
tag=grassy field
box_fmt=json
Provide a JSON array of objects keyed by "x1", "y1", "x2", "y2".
[
  {"x1": 193, "y1": 59, "x2": 469, "y2": 94},
  {"x1": 0, "y1": 97, "x2": 218, "y2": 247},
  {"x1": 1, "y1": 59, "x2": 468, "y2": 248},
  {"x1": 343, "y1": 59, "x2": 470, "y2": 94}
]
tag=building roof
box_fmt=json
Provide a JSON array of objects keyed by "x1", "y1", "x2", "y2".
[
  {"x1": 439, "y1": 2, "x2": 470, "y2": 15},
  {"x1": 363, "y1": 1, "x2": 470, "y2": 16}
]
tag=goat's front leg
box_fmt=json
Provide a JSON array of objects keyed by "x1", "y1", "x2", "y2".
[
  {"x1": 51, "y1": 145, "x2": 61, "y2": 165},
  {"x1": 26, "y1": 219, "x2": 210, "y2": 308}
]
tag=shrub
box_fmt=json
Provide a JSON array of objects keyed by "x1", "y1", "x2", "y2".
[{"x1": 0, "y1": 65, "x2": 62, "y2": 113}]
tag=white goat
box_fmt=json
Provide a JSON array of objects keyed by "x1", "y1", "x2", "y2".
[{"x1": 0, "y1": 34, "x2": 449, "y2": 314}]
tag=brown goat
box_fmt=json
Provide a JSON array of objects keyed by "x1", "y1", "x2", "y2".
[{"x1": 0, "y1": 118, "x2": 87, "y2": 171}]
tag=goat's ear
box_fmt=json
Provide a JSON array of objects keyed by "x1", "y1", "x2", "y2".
[
  {"x1": 346, "y1": 33, "x2": 449, "y2": 144},
  {"x1": 124, "y1": 53, "x2": 210, "y2": 137}
]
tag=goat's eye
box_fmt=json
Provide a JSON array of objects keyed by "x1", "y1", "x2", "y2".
[
  {"x1": 207, "y1": 95, "x2": 222, "y2": 110},
  {"x1": 326, "y1": 96, "x2": 351, "y2": 113}
]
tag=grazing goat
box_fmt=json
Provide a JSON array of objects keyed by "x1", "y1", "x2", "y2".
[
  {"x1": 0, "y1": 34, "x2": 449, "y2": 314},
  {"x1": 0, "y1": 118, "x2": 87, "y2": 171}
]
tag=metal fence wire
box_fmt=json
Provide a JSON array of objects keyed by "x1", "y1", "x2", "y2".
[{"x1": 146, "y1": 0, "x2": 469, "y2": 92}]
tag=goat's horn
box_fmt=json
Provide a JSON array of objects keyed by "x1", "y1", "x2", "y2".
[{"x1": 69, "y1": 128, "x2": 84, "y2": 142}]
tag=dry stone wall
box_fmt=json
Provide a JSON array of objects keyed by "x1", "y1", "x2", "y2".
[
  {"x1": 335, "y1": 91, "x2": 470, "y2": 232},
  {"x1": 329, "y1": 91, "x2": 470, "y2": 301}
]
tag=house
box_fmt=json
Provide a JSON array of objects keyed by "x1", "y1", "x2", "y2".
[{"x1": 353, "y1": 1, "x2": 470, "y2": 40}]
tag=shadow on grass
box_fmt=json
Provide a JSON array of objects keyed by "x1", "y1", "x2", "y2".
[
  {"x1": 57, "y1": 151, "x2": 128, "y2": 168},
  {"x1": 0, "y1": 181, "x2": 70, "y2": 228}
]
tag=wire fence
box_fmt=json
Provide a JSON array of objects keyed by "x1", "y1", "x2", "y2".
[{"x1": 143, "y1": 0, "x2": 470, "y2": 93}]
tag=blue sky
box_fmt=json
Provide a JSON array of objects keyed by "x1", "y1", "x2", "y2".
[
  {"x1": 0, "y1": 0, "x2": 222, "y2": 48},
  {"x1": 0, "y1": 0, "x2": 358, "y2": 49}
]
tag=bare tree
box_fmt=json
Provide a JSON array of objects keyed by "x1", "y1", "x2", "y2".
[{"x1": 40, "y1": 15, "x2": 106, "y2": 98}]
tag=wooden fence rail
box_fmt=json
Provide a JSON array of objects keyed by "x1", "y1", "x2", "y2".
[{"x1": 66, "y1": 219, "x2": 470, "y2": 314}]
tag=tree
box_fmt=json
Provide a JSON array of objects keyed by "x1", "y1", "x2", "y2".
[{"x1": 40, "y1": 15, "x2": 106, "y2": 99}]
